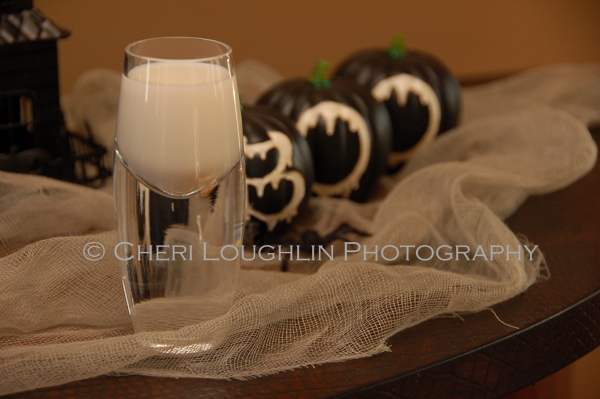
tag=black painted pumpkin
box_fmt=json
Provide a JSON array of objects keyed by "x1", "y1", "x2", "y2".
[
  {"x1": 334, "y1": 35, "x2": 461, "y2": 169},
  {"x1": 258, "y1": 60, "x2": 392, "y2": 202},
  {"x1": 242, "y1": 105, "x2": 314, "y2": 235}
]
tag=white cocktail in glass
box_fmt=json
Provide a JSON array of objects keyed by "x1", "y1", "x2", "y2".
[{"x1": 114, "y1": 37, "x2": 245, "y2": 334}]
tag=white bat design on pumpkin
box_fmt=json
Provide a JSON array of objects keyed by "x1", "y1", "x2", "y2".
[
  {"x1": 295, "y1": 101, "x2": 371, "y2": 198},
  {"x1": 371, "y1": 73, "x2": 441, "y2": 168},
  {"x1": 244, "y1": 131, "x2": 306, "y2": 232}
]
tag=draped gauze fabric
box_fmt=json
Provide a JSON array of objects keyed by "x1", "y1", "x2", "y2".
[{"x1": 0, "y1": 65, "x2": 598, "y2": 395}]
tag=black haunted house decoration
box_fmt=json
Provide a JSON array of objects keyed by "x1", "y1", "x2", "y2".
[{"x1": 0, "y1": 0, "x2": 109, "y2": 184}]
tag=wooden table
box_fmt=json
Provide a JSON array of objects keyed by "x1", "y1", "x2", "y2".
[{"x1": 5, "y1": 127, "x2": 600, "y2": 399}]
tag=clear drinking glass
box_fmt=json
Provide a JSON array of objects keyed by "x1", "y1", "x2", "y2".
[{"x1": 113, "y1": 37, "x2": 245, "y2": 333}]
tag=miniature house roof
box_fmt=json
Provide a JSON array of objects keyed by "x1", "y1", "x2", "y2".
[{"x1": 0, "y1": 7, "x2": 69, "y2": 45}]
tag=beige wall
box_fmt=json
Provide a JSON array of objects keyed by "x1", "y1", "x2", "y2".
[{"x1": 36, "y1": 0, "x2": 600, "y2": 95}]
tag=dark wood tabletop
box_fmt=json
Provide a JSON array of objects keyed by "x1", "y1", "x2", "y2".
[{"x1": 5, "y1": 127, "x2": 600, "y2": 399}]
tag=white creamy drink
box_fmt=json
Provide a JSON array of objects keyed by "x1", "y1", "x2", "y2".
[
  {"x1": 116, "y1": 62, "x2": 242, "y2": 195},
  {"x1": 114, "y1": 60, "x2": 245, "y2": 334}
]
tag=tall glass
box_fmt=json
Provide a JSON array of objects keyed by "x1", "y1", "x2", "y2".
[{"x1": 114, "y1": 37, "x2": 245, "y2": 334}]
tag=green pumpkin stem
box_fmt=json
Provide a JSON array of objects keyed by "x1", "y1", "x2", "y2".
[
  {"x1": 308, "y1": 59, "x2": 332, "y2": 89},
  {"x1": 388, "y1": 34, "x2": 407, "y2": 59}
]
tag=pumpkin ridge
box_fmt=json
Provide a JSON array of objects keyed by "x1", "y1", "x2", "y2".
[{"x1": 410, "y1": 51, "x2": 461, "y2": 131}]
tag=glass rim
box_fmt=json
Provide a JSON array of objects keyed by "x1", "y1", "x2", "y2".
[{"x1": 124, "y1": 36, "x2": 232, "y2": 62}]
